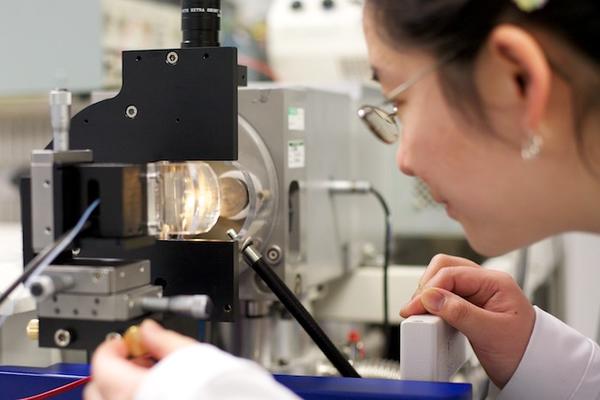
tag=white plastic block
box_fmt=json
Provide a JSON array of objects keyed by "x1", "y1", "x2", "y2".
[{"x1": 400, "y1": 315, "x2": 467, "y2": 382}]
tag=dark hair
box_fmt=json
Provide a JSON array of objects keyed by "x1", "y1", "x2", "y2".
[
  {"x1": 366, "y1": 0, "x2": 600, "y2": 163},
  {"x1": 366, "y1": 0, "x2": 599, "y2": 63}
]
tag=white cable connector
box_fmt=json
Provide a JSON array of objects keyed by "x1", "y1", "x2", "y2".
[
  {"x1": 400, "y1": 315, "x2": 467, "y2": 382},
  {"x1": 325, "y1": 180, "x2": 372, "y2": 194}
]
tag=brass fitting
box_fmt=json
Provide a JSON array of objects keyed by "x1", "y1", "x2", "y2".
[{"x1": 26, "y1": 319, "x2": 39, "y2": 341}]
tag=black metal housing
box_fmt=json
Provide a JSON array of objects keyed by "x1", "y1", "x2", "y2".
[
  {"x1": 39, "y1": 314, "x2": 199, "y2": 351},
  {"x1": 76, "y1": 239, "x2": 239, "y2": 322},
  {"x1": 20, "y1": 46, "x2": 242, "y2": 350},
  {"x1": 69, "y1": 47, "x2": 238, "y2": 163}
]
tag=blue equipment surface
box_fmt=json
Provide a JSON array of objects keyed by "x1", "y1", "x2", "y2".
[{"x1": 0, "y1": 364, "x2": 472, "y2": 399}]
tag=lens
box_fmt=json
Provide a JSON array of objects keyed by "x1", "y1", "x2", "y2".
[
  {"x1": 219, "y1": 176, "x2": 249, "y2": 219},
  {"x1": 149, "y1": 161, "x2": 221, "y2": 237},
  {"x1": 357, "y1": 106, "x2": 400, "y2": 144},
  {"x1": 181, "y1": 0, "x2": 221, "y2": 47}
]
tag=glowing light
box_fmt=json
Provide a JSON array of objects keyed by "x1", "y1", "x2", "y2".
[{"x1": 151, "y1": 161, "x2": 220, "y2": 237}]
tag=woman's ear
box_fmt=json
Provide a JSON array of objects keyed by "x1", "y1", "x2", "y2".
[{"x1": 476, "y1": 24, "x2": 552, "y2": 133}]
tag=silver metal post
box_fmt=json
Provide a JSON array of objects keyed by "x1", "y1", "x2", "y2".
[{"x1": 49, "y1": 89, "x2": 72, "y2": 152}]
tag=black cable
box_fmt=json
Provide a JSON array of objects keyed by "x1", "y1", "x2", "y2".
[
  {"x1": 368, "y1": 187, "x2": 392, "y2": 331},
  {"x1": 0, "y1": 199, "x2": 100, "y2": 310},
  {"x1": 0, "y1": 233, "x2": 66, "y2": 308},
  {"x1": 243, "y1": 254, "x2": 361, "y2": 378}
]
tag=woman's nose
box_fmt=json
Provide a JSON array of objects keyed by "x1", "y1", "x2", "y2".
[{"x1": 396, "y1": 139, "x2": 415, "y2": 177}]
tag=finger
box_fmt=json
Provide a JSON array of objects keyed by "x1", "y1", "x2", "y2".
[
  {"x1": 411, "y1": 254, "x2": 480, "y2": 300},
  {"x1": 83, "y1": 382, "x2": 105, "y2": 400},
  {"x1": 139, "y1": 319, "x2": 197, "y2": 360},
  {"x1": 91, "y1": 338, "x2": 147, "y2": 394},
  {"x1": 419, "y1": 287, "x2": 502, "y2": 340},
  {"x1": 402, "y1": 267, "x2": 504, "y2": 317},
  {"x1": 419, "y1": 254, "x2": 480, "y2": 288}
]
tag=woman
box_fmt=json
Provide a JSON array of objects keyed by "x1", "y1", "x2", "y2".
[{"x1": 86, "y1": 0, "x2": 600, "y2": 399}]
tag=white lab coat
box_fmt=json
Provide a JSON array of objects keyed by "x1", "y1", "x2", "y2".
[
  {"x1": 497, "y1": 306, "x2": 600, "y2": 399},
  {"x1": 134, "y1": 343, "x2": 299, "y2": 400},
  {"x1": 134, "y1": 306, "x2": 600, "y2": 400}
]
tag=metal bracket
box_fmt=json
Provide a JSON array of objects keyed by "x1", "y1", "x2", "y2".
[{"x1": 30, "y1": 149, "x2": 93, "y2": 251}]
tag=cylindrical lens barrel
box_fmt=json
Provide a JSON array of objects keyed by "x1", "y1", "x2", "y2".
[{"x1": 181, "y1": 0, "x2": 221, "y2": 48}]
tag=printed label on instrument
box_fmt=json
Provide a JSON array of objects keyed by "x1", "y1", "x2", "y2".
[
  {"x1": 288, "y1": 140, "x2": 305, "y2": 169},
  {"x1": 182, "y1": 8, "x2": 221, "y2": 15},
  {"x1": 288, "y1": 107, "x2": 305, "y2": 131}
]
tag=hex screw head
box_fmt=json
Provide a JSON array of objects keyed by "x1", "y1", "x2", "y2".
[
  {"x1": 166, "y1": 51, "x2": 179, "y2": 65},
  {"x1": 126, "y1": 105, "x2": 138, "y2": 119},
  {"x1": 54, "y1": 329, "x2": 72, "y2": 348}
]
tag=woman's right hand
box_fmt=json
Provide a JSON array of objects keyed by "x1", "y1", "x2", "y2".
[
  {"x1": 400, "y1": 254, "x2": 536, "y2": 389},
  {"x1": 84, "y1": 319, "x2": 197, "y2": 400}
]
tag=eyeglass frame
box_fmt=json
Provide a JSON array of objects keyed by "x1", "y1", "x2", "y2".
[{"x1": 357, "y1": 57, "x2": 451, "y2": 144}]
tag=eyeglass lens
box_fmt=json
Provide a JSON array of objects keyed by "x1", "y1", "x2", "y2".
[{"x1": 360, "y1": 106, "x2": 401, "y2": 144}]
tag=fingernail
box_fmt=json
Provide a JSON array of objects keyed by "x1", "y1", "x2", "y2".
[
  {"x1": 411, "y1": 283, "x2": 424, "y2": 300},
  {"x1": 421, "y1": 288, "x2": 445, "y2": 312},
  {"x1": 141, "y1": 319, "x2": 161, "y2": 332}
]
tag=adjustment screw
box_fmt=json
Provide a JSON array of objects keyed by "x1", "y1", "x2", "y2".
[
  {"x1": 126, "y1": 105, "x2": 138, "y2": 119},
  {"x1": 54, "y1": 329, "x2": 72, "y2": 348},
  {"x1": 26, "y1": 319, "x2": 39, "y2": 341},
  {"x1": 166, "y1": 51, "x2": 179, "y2": 65},
  {"x1": 266, "y1": 245, "x2": 282, "y2": 264}
]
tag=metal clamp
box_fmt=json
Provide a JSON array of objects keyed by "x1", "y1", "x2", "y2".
[{"x1": 227, "y1": 229, "x2": 261, "y2": 264}]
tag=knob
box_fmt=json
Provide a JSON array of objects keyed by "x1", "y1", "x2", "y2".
[{"x1": 26, "y1": 319, "x2": 39, "y2": 341}]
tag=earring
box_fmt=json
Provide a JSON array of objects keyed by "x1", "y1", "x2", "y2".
[{"x1": 521, "y1": 134, "x2": 543, "y2": 160}]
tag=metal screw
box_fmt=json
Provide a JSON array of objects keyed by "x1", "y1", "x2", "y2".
[
  {"x1": 54, "y1": 329, "x2": 72, "y2": 347},
  {"x1": 224, "y1": 304, "x2": 232, "y2": 313},
  {"x1": 126, "y1": 105, "x2": 138, "y2": 119},
  {"x1": 72, "y1": 247, "x2": 81, "y2": 256},
  {"x1": 266, "y1": 245, "x2": 282, "y2": 264},
  {"x1": 166, "y1": 51, "x2": 179, "y2": 65},
  {"x1": 44, "y1": 227, "x2": 52, "y2": 235},
  {"x1": 43, "y1": 180, "x2": 51, "y2": 188}
]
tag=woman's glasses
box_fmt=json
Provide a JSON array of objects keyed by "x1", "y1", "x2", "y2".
[{"x1": 357, "y1": 59, "x2": 448, "y2": 144}]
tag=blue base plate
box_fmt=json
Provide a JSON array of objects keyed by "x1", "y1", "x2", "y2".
[{"x1": 0, "y1": 364, "x2": 472, "y2": 399}]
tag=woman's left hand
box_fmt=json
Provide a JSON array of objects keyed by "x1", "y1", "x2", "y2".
[{"x1": 400, "y1": 254, "x2": 535, "y2": 388}]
